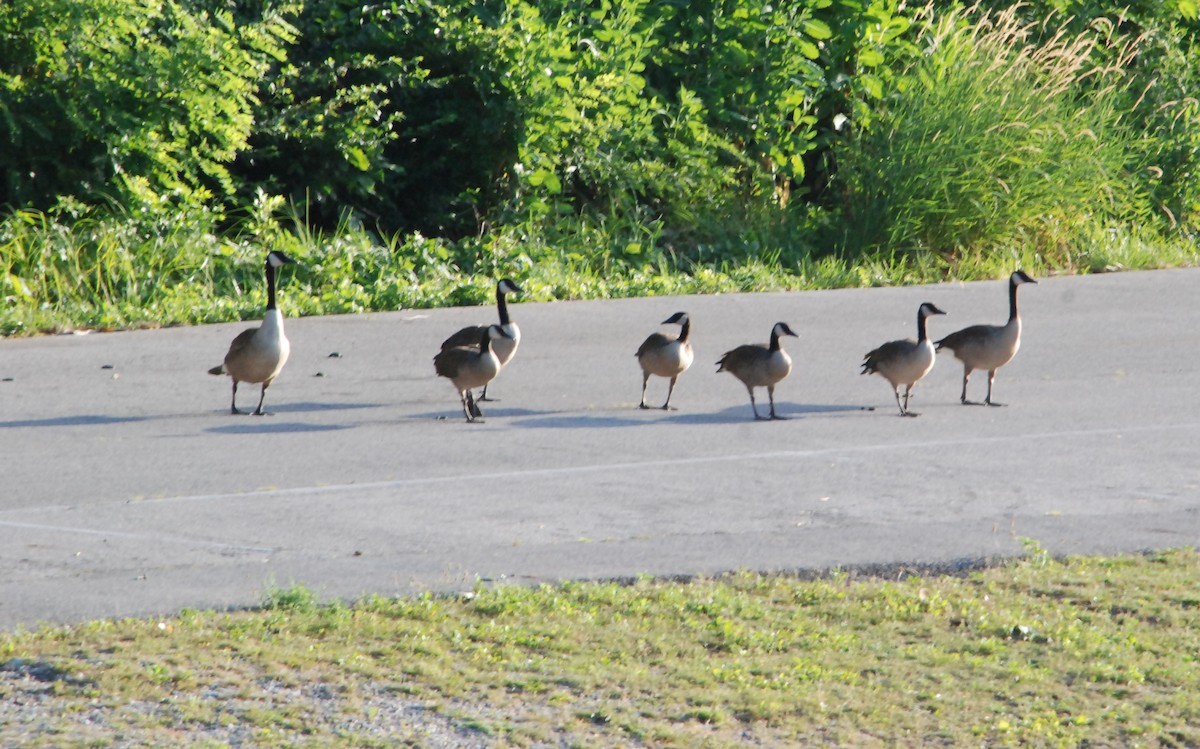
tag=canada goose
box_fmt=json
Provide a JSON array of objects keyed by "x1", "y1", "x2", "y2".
[
  {"x1": 636, "y1": 311, "x2": 694, "y2": 410},
  {"x1": 861, "y1": 302, "x2": 947, "y2": 417},
  {"x1": 207, "y1": 250, "x2": 296, "y2": 415},
  {"x1": 434, "y1": 325, "x2": 513, "y2": 422},
  {"x1": 439, "y1": 279, "x2": 521, "y2": 402},
  {"x1": 716, "y1": 322, "x2": 799, "y2": 421},
  {"x1": 935, "y1": 270, "x2": 1037, "y2": 406}
]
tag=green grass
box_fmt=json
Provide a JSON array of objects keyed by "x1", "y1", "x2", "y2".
[
  {"x1": 2, "y1": 195, "x2": 1195, "y2": 339},
  {"x1": 4, "y1": 547, "x2": 1200, "y2": 747}
]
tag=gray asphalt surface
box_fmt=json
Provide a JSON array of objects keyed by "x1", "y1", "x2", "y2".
[{"x1": 2, "y1": 268, "x2": 1198, "y2": 629}]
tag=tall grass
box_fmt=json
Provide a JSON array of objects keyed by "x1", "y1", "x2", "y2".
[
  {"x1": 1, "y1": 199, "x2": 1194, "y2": 338},
  {"x1": 0, "y1": 205, "x2": 214, "y2": 334},
  {"x1": 830, "y1": 4, "x2": 1167, "y2": 262}
]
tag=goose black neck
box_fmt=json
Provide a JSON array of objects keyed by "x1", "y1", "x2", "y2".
[
  {"x1": 478, "y1": 329, "x2": 494, "y2": 351},
  {"x1": 769, "y1": 329, "x2": 781, "y2": 352},
  {"x1": 677, "y1": 317, "x2": 691, "y2": 343},
  {"x1": 917, "y1": 308, "x2": 930, "y2": 342},
  {"x1": 265, "y1": 260, "x2": 278, "y2": 310},
  {"x1": 1008, "y1": 277, "x2": 1020, "y2": 322},
  {"x1": 496, "y1": 287, "x2": 511, "y2": 325}
]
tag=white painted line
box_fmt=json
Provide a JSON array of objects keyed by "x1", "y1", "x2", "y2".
[
  {"x1": 78, "y1": 420, "x2": 1200, "y2": 505},
  {"x1": 0, "y1": 520, "x2": 276, "y2": 554},
  {"x1": 2, "y1": 422, "x2": 1195, "y2": 554}
]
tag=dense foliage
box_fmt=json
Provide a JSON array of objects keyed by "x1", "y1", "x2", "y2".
[
  {"x1": 0, "y1": 0, "x2": 298, "y2": 212},
  {"x1": 0, "y1": 0, "x2": 1197, "y2": 333}
]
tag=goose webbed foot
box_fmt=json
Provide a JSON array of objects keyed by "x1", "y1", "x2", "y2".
[
  {"x1": 984, "y1": 400, "x2": 1006, "y2": 407},
  {"x1": 900, "y1": 411, "x2": 920, "y2": 417},
  {"x1": 748, "y1": 396, "x2": 764, "y2": 421},
  {"x1": 960, "y1": 399, "x2": 985, "y2": 406},
  {"x1": 250, "y1": 386, "x2": 273, "y2": 416},
  {"x1": 638, "y1": 402, "x2": 652, "y2": 410},
  {"x1": 765, "y1": 390, "x2": 786, "y2": 420}
]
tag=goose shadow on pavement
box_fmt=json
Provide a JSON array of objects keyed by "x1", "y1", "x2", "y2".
[
  {"x1": 206, "y1": 421, "x2": 354, "y2": 435},
  {"x1": 413, "y1": 407, "x2": 559, "y2": 423},
  {"x1": 666, "y1": 402, "x2": 873, "y2": 425},
  {"x1": 255, "y1": 401, "x2": 385, "y2": 414},
  {"x1": 0, "y1": 414, "x2": 150, "y2": 429},
  {"x1": 507, "y1": 402, "x2": 871, "y2": 429}
]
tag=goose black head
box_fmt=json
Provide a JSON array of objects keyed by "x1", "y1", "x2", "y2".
[
  {"x1": 474, "y1": 324, "x2": 510, "y2": 350},
  {"x1": 919, "y1": 302, "x2": 947, "y2": 318},
  {"x1": 1012, "y1": 270, "x2": 1037, "y2": 285},
  {"x1": 497, "y1": 279, "x2": 522, "y2": 295},
  {"x1": 267, "y1": 250, "x2": 297, "y2": 269},
  {"x1": 772, "y1": 321, "x2": 799, "y2": 339},
  {"x1": 662, "y1": 311, "x2": 689, "y2": 325}
]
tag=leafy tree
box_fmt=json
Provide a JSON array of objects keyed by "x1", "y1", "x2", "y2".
[
  {"x1": 230, "y1": 0, "x2": 505, "y2": 236},
  {"x1": 0, "y1": 0, "x2": 297, "y2": 213}
]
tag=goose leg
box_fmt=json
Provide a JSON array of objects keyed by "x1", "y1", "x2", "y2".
[
  {"x1": 638, "y1": 373, "x2": 652, "y2": 409},
  {"x1": 892, "y1": 385, "x2": 906, "y2": 416},
  {"x1": 661, "y1": 376, "x2": 677, "y2": 410},
  {"x1": 984, "y1": 369, "x2": 1005, "y2": 407},
  {"x1": 747, "y1": 388, "x2": 765, "y2": 421},
  {"x1": 901, "y1": 385, "x2": 919, "y2": 417},
  {"x1": 768, "y1": 385, "x2": 788, "y2": 420},
  {"x1": 459, "y1": 391, "x2": 475, "y2": 422},
  {"x1": 230, "y1": 381, "x2": 246, "y2": 415},
  {"x1": 469, "y1": 391, "x2": 483, "y2": 418},
  {"x1": 252, "y1": 383, "x2": 271, "y2": 416},
  {"x1": 478, "y1": 383, "x2": 497, "y2": 402},
  {"x1": 960, "y1": 367, "x2": 982, "y2": 405}
]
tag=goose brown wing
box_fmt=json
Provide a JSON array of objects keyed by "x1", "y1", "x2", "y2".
[
  {"x1": 636, "y1": 332, "x2": 671, "y2": 358},
  {"x1": 861, "y1": 338, "x2": 914, "y2": 374},
  {"x1": 716, "y1": 344, "x2": 767, "y2": 374},
  {"x1": 934, "y1": 324, "x2": 992, "y2": 352},
  {"x1": 433, "y1": 346, "x2": 475, "y2": 378},
  {"x1": 224, "y1": 327, "x2": 257, "y2": 359},
  {"x1": 441, "y1": 325, "x2": 486, "y2": 350}
]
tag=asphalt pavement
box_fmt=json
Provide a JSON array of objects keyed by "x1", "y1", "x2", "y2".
[{"x1": 2, "y1": 268, "x2": 1198, "y2": 629}]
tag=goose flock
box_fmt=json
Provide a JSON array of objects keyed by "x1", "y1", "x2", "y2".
[{"x1": 209, "y1": 254, "x2": 1037, "y2": 421}]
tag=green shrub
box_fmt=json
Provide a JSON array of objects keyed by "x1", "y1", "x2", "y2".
[
  {"x1": 232, "y1": 0, "x2": 520, "y2": 238},
  {"x1": 0, "y1": 0, "x2": 296, "y2": 213},
  {"x1": 489, "y1": 1, "x2": 738, "y2": 249}
]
